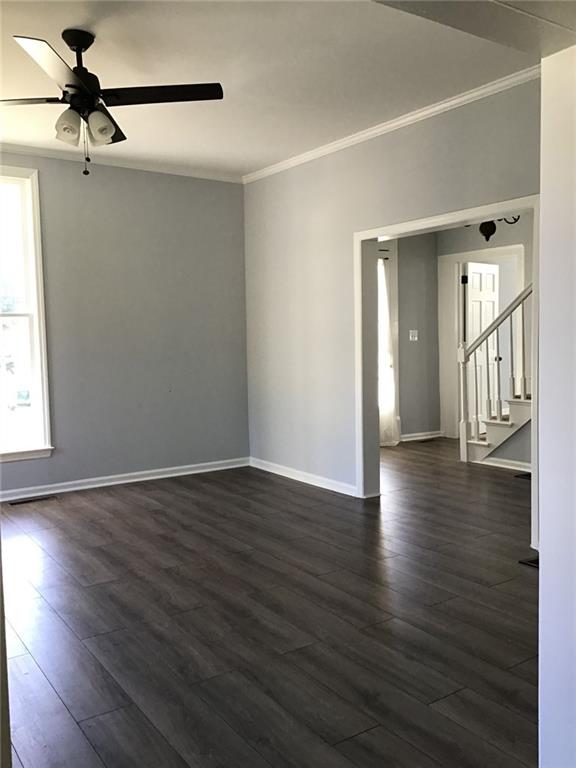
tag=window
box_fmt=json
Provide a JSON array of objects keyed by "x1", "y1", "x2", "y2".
[{"x1": 0, "y1": 167, "x2": 52, "y2": 461}]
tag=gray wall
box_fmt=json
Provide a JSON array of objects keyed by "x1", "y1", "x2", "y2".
[
  {"x1": 397, "y1": 234, "x2": 440, "y2": 436},
  {"x1": 491, "y1": 422, "x2": 531, "y2": 463},
  {"x1": 245, "y1": 80, "x2": 540, "y2": 487},
  {"x1": 0, "y1": 153, "x2": 248, "y2": 492}
]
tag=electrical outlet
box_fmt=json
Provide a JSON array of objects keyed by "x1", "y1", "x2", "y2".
[{"x1": 409, "y1": 330, "x2": 419, "y2": 341}]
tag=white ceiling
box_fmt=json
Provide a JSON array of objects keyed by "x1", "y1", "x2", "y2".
[{"x1": 0, "y1": 1, "x2": 538, "y2": 181}]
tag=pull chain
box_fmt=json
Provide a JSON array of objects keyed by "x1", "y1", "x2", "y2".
[{"x1": 82, "y1": 121, "x2": 91, "y2": 176}]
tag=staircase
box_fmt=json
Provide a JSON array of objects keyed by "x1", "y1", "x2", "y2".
[{"x1": 458, "y1": 283, "x2": 533, "y2": 467}]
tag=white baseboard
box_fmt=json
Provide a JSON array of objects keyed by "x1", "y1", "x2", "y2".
[
  {"x1": 1, "y1": 455, "x2": 360, "y2": 503},
  {"x1": 249, "y1": 457, "x2": 358, "y2": 497},
  {"x1": 0, "y1": 457, "x2": 250, "y2": 502},
  {"x1": 0, "y1": 446, "x2": 531, "y2": 509},
  {"x1": 400, "y1": 431, "x2": 444, "y2": 442},
  {"x1": 473, "y1": 457, "x2": 531, "y2": 472}
]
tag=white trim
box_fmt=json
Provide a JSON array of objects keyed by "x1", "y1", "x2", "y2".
[
  {"x1": 243, "y1": 65, "x2": 541, "y2": 184},
  {"x1": 529, "y1": 198, "x2": 540, "y2": 550},
  {"x1": 0, "y1": 446, "x2": 53, "y2": 463},
  {"x1": 1, "y1": 144, "x2": 242, "y2": 185},
  {"x1": 0, "y1": 448, "x2": 530, "y2": 504},
  {"x1": 472, "y1": 456, "x2": 531, "y2": 472},
  {"x1": 0, "y1": 166, "x2": 52, "y2": 459},
  {"x1": 30, "y1": 168, "x2": 51, "y2": 453},
  {"x1": 354, "y1": 233, "x2": 368, "y2": 497},
  {"x1": 0, "y1": 457, "x2": 250, "y2": 502},
  {"x1": 249, "y1": 457, "x2": 357, "y2": 497},
  {"x1": 0, "y1": 455, "x2": 363, "y2": 504},
  {"x1": 353, "y1": 194, "x2": 540, "y2": 499},
  {"x1": 400, "y1": 431, "x2": 444, "y2": 442}
]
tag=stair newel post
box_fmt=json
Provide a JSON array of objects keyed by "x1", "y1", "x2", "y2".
[
  {"x1": 472, "y1": 350, "x2": 480, "y2": 440},
  {"x1": 495, "y1": 327, "x2": 503, "y2": 421},
  {"x1": 485, "y1": 339, "x2": 492, "y2": 420},
  {"x1": 458, "y1": 342, "x2": 469, "y2": 462},
  {"x1": 520, "y1": 300, "x2": 527, "y2": 399},
  {"x1": 509, "y1": 312, "x2": 516, "y2": 398}
]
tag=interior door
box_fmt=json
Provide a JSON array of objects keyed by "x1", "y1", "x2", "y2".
[{"x1": 466, "y1": 262, "x2": 499, "y2": 426}]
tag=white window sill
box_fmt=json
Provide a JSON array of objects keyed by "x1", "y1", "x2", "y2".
[{"x1": 0, "y1": 446, "x2": 54, "y2": 463}]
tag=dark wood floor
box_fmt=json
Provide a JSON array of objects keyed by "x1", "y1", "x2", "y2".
[{"x1": 1, "y1": 438, "x2": 537, "y2": 767}]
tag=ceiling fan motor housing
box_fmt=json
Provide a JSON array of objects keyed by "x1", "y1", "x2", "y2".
[
  {"x1": 62, "y1": 28, "x2": 95, "y2": 53},
  {"x1": 67, "y1": 69, "x2": 102, "y2": 117},
  {"x1": 62, "y1": 28, "x2": 101, "y2": 110}
]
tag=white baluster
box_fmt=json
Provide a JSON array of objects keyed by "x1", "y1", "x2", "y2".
[
  {"x1": 509, "y1": 312, "x2": 516, "y2": 399},
  {"x1": 520, "y1": 300, "x2": 527, "y2": 399},
  {"x1": 495, "y1": 327, "x2": 503, "y2": 420},
  {"x1": 472, "y1": 351, "x2": 480, "y2": 440},
  {"x1": 485, "y1": 339, "x2": 492, "y2": 420},
  {"x1": 458, "y1": 343, "x2": 469, "y2": 461}
]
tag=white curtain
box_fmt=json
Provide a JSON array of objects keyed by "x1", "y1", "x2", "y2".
[{"x1": 378, "y1": 257, "x2": 400, "y2": 446}]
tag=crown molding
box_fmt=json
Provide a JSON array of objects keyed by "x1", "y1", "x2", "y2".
[
  {"x1": 0, "y1": 143, "x2": 242, "y2": 184},
  {"x1": 242, "y1": 64, "x2": 541, "y2": 184},
  {"x1": 1, "y1": 64, "x2": 541, "y2": 187}
]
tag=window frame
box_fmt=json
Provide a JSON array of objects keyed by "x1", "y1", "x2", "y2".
[{"x1": 0, "y1": 166, "x2": 52, "y2": 462}]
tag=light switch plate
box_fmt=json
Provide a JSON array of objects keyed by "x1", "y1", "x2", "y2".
[{"x1": 409, "y1": 330, "x2": 419, "y2": 341}]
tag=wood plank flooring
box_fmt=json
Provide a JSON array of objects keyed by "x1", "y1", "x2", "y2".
[{"x1": 1, "y1": 438, "x2": 538, "y2": 767}]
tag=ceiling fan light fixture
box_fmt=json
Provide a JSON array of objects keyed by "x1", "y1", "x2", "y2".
[
  {"x1": 6, "y1": 28, "x2": 225, "y2": 171},
  {"x1": 88, "y1": 109, "x2": 115, "y2": 145},
  {"x1": 54, "y1": 107, "x2": 81, "y2": 145}
]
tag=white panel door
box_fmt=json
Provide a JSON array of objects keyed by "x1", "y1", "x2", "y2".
[{"x1": 466, "y1": 262, "x2": 499, "y2": 425}]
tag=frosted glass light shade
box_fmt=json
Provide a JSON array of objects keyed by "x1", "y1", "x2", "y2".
[
  {"x1": 54, "y1": 108, "x2": 81, "y2": 146},
  {"x1": 87, "y1": 110, "x2": 115, "y2": 145}
]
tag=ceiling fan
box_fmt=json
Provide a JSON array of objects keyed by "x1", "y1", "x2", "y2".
[{"x1": 1, "y1": 29, "x2": 224, "y2": 148}]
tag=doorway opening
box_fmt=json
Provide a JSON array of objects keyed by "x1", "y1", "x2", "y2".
[{"x1": 354, "y1": 194, "x2": 539, "y2": 546}]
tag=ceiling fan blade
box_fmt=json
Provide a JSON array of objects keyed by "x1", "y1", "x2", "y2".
[
  {"x1": 100, "y1": 83, "x2": 223, "y2": 107},
  {"x1": 92, "y1": 103, "x2": 126, "y2": 144},
  {"x1": 13, "y1": 36, "x2": 89, "y2": 93},
  {"x1": 1, "y1": 97, "x2": 63, "y2": 106}
]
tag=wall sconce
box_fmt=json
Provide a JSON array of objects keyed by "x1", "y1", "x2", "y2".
[{"x1": 477, "y1": 215, "x2": 521, "y2": 242}]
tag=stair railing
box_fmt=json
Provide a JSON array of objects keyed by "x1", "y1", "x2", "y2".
[{"x1": 458, "y1": 283, "x2": 533, "y2": 461}]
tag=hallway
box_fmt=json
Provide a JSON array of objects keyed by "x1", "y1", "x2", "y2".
[{"x1": 3, "y1": 439, "x2": 537, "y2": 767}]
